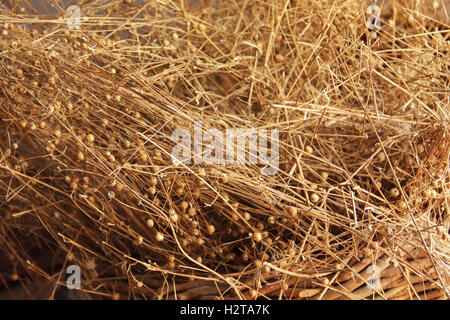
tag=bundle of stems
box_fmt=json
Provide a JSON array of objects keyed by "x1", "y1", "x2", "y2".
[{"x1": 0, "y1": 0, "x2": 448, "y2": 299}]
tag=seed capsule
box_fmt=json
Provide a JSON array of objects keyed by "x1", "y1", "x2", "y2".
[
  {"x1": 399, "y1": 200, "x2": 407, "y2": 210},
  {"x1": 364, "y1": 247, "x2": 372, "y2": 257},
  {"x1": 253, "y1": 259, "x2": 262, "y2": 268},
  {"x1": 289, "y1": 206, "x2": 298, "y2": 217},
  {"x1": 310, "y1": 193, "x2": 320, "y2": 203},
  {"x1": 390, "y1": 188, "x2": 400, "y2": 198},
  {"x1": 70, "y1": 181, "x2": 78, "y2": 190},
  {"x1": 175, "y1": 187, "x2": 184, "y2": 197},
  {"x1": 77, "y1": 151, "x2": 85, "y2": 161},
  {"x1": 275, "y1": 54, "x2": 285, "y2": 63},
  {"x1": 253, "y1": 231, "x2": 262, "y2": 242},
  {"x1": 140, "y1": 153, "x2": 148, "y2": 163},
  {"x1": 155, "y1": 232, "x2": 164, "y2": 242},
  {"x1": 179, "y1": 201, "x2": 189, "y2": 212},
  {"x1": 371, "y1": 241, "x2": 379, "y2": 251},
  {"x1": 188, "y1": 207, "x2": 196, "y2": 216},
  {"x1": 417, "y1": 144, "x2": 425, "y2": 154},
  {"x1": 147, "y1": 186, "x2": 156, "y2": 196},
  {"x1": 377, "y1": 151, "x2": 386, "y2": 162},
  {"x1": 320, "y1": 171, "x2": 329, "y2": 181},
  {"x1": 220, "y1": 173, "x2": 229, "y2": 183},
  {"x1": 207, "y1": 224, "x2": 215, "y2": 235},
  {"x1": 169, "y1": 209, "x2": 179, "y2": 223},
  {"x1": 46, "y1": 143, "x2": 56, "y2": 153}
]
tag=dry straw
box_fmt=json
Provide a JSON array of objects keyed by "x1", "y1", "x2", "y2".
[{"x1": 0, "y1": 0, "x2": 448, "y2": 299}]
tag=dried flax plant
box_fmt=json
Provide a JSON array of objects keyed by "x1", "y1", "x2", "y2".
[{"x1": 0, "y1": 0, "x2": 449, "y2": 300}]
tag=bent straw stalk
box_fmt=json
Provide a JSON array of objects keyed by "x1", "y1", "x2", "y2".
[{"x1": 0, "y1": 0, "x2": 448, "y2": 299}]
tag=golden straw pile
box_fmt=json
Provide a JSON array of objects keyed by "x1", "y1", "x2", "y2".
[{"x1": 0, "y1": 0, "x2": 449, "y2": 299}]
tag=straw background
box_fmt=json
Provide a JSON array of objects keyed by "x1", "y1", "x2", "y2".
[{"x1": 0, "y1": 0, "x2": 449, "y2": 299}]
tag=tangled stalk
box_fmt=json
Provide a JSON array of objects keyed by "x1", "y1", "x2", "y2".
[{"x1": 0, "y1": 0, "x2": 448, "y2": 299}]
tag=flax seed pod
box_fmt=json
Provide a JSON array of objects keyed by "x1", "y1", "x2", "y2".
[
  {"x1": 207, "y1": 224, "x2": 215, "y2": 235},
  {"x1": 190, "y1": 220, "x2": 199, "y2": 228},
  {"x1": 289, "y1": 206, "x2": 298, "y2": 218},
  {"x1": 155, "y1": 232, "x2": 164, "y2": 242},
  {"x1": 86, "y1": 133, "x2": 95, "y2": 143},
  {"x1": 371, "y1": 241, "x2": 379, "y2": 251},
  {"x1": 310, "y1": 193, "x2": 320, "y2": 204},
  {"x1": 77, "y1": 151, "x2": 85, "y2": 161},
  {"x1": 139, "y1": 152, "x2": 148, "y2": 163},
  {"x1": 252, "y1": 231, "x2": 262, "y2": 242},
  {"x1": 46, "y1": 142, "x2": 56, "y2": 153},
  {"x1": 175, "y1": 187, "x2": 184, "y2": 197},
  {"x1": 377, "y1": 151, "x2": 386, "y2": 162},
  {"x1": 169, "y1": 209, "x2": 179, "y2": 223},
  {"x1": 154, "y1": 150, "x2": 162, "y2": 160},
  {"x1": 320, "y1": 171, "x2": 329, "y2": 181},
  {"x1": 179, "y1": 201, "x2": 189, "y2": 212},
  {"x1": 147, "y1": 186, "x2": 156, "y2": 196},
  {"x1": 253, "y1": 259, "x2": 262, "y2": 268},
  {"x1": 417, "y1": 144, "x2": 425, "y2": 154},
  {"x1": 220, "y1": 172, "x2": 228, "y2": 183},
  {"x1": 390, "y1": 188, "x2": 400, "y2": 198},
  {"x1": 188, "y1": 207, "x2": 196, "y2": 216}
]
